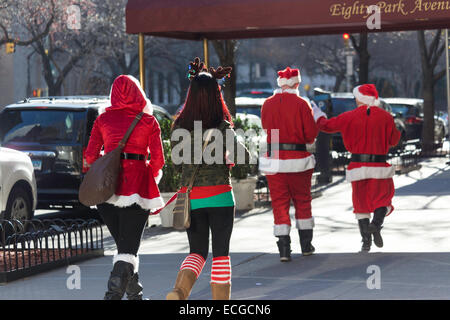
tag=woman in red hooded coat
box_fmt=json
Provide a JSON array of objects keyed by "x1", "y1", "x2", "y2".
[{"x1": 85, "y1": 75, "x2": 164, "y2": 300}]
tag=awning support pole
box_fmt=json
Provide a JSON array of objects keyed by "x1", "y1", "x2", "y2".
[
  {"x1": 203, "y1": 38, "x2": 209, "y2": 68},
  {"x1": 139, "y1": 33, "x2": 146, "y2": 91}
]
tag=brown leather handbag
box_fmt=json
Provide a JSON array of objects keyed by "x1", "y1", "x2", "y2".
[
  {"x1": 78, "y1": 112, "x2": 144, "y2": 206},
  {"x1": 172, "y1": 129, "x2": 213, "y2": 230}
]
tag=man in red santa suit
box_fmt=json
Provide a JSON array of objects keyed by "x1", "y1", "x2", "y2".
[
  {"x1": 312, "y1": 84, "x2": 401, "y2": 252},
  {"x1": 260, "y1": 67, "x2": 318, "y2": 262}
]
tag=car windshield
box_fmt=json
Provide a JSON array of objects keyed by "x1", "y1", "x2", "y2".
[
  {"x1": 331, "y1": 98, "x2": 357, "y2": 116},
  {"x1": 0, "y1": 109, "x2": 86, "y2": 144},
  {"x1": 236, "y1": 107, "x2": 261, "y2": 117},
  {"x1": 390, "y1": 104, "x2": 416, "y2": 117}
]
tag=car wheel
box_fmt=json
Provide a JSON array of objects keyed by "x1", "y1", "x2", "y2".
[{"x1": 5, "y1": 186, "x2": 32, "y2": 221}]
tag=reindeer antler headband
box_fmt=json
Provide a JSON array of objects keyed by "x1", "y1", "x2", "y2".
[{"x1": 188, "y1": 57, "x2": 232, "y2": 80}]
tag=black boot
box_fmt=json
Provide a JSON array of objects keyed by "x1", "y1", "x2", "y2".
[
  {"x1": 368, "y1": 207, "x2": 387, "y2": 248},
  {"x1": 104, "y1": 261, "x2": 134, "y2": 300},
  {"x1": 126, "y1": 273, "x2": 147, "y2": 300},
  {"x1": 298, "y1": 229, "x2": 315, "y2": 256},
  {"x1": 276, "y1": 236, "x2": 292, "y2": 262},
  {"x1": 358, "y1": 218, "x2": 372, "y2": 252}
]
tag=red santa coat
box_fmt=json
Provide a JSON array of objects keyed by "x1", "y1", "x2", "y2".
[
  {"x1": 259, "y1": 89, "x2": 318, "y2": 173},
  {"x1": 85, "y1": 75, "x2": 165, "y2": 212},
  {"x1": 260, "y1": 88, "x2": 318, "y2": 235},
  {"x1": 316, "y1": 105, "x2": 401, "y2": 214}
]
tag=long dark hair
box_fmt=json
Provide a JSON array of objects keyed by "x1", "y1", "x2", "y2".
[{"x1": 173, "y1": 73, "x2": 233, "y2": 131}]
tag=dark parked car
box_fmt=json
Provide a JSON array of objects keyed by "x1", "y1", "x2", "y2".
[
  {"x1": 384, "y1": 98, "x2": 446, "y2": 143},
  {"x1": 0, "y1": 96, "x2": 172, "y2": 209}
]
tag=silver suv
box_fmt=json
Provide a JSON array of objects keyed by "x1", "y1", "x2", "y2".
[{"x1": 0, "y1": 147, "x2": 37, "y2": 220}]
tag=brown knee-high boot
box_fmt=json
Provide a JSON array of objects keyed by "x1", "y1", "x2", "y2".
[
  {"x1": 166, "y1": 269, "x2": 198, "y2": 300},
  {"x1": 211, "y1": 282, "x2": 231, "y2": 300}
]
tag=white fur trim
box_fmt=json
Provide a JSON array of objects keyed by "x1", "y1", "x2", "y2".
[
  {"x1": 353, "y1": 86, "x2": 380, "y2": 107},
  {"x1": 154, "y1": 170, "x2": 163, "y2": 184},
  {"x1": 274, "y1": 224, "x2": 291, "y2": 236},
  {"x1": 273, "y1": 88, "x2": 300, "y2": 95},
  {"x1": 106, "y1": 193, "x2": 164, "y2": 211},
  {"x1": 259, "y1": 155, "x2": 316, "y2": 173},
  {"x1": 355, "y1": 213, "x2": 371, "y2": 220},
  {"x1": 346, "y1": 166, "x2": 395, "y2": 182},
  {"x1": 113, "y1": 254, "x2": 139, "y2": 272},
  {"x1": 312, "y1": 105, "x2": 327, "y2": 122},
  {"x1": 277, "y1": 75, "x2": 301, "y2": 87},
  {"x1": 296, "y1": 217, "x2": 315, "y2": 230}
]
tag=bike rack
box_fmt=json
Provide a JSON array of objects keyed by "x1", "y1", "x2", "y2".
[{"x1": 0, "y1": 218, "x2": 104, "y2": 284}]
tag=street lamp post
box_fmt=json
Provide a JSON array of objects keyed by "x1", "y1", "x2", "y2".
[{"x1": 138, "y1": 33, "x2": 145, "y2": 91}]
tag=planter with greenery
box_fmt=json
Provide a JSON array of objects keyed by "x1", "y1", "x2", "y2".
[
  {"x1": 154, "y1": 117, "x2": 180, "y2": 227},
  {"x1": 230, "y1": 115, "x2": 261, "y2": 210}
]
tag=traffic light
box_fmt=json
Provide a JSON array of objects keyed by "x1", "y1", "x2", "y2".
[
  {"x1": 343, "y1": 33, "x2": 350, "y2": 47},
  {"x1": 32, "y1": 89, "x2": 42, "y2": 97},
  {"x1": 5, "y1": 42, "x2": 15, "y2": 54}
]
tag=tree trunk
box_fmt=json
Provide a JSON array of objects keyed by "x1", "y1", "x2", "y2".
[
  {"x1": 212, "y1": 40, "x2": 237, "y2": 116},
  {"x1": 417, "y1": 30, "x2": 445, "y2": 155},
  {"x1": 421, "y1": 73, "x2": 435, "y2": 155},
  {"x1": 333, "y1": 73, "x2": 345, "y2": 92},
  {"x1": 350, "y1": 33, "x2": 370, "y2": 84}
]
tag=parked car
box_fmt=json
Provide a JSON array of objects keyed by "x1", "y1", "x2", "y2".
[
  {"x1": 384, "y1": 98, "x2": 446, "y2": 142},
  {"x1": 0, "y1": 96, "x2": 172, "y2": 209},
  {"x1": 0, "y1": 147, "x2": 37, "y2": 220}
]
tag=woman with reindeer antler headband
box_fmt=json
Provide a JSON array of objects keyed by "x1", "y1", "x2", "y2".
[{"x1": 166, "y1": 58, "x2": 251, "y2": 300}]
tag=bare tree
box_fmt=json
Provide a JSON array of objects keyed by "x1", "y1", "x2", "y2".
[
  {"x1": 212, "y1": 40, "x2": 238, "y2": 116},
  {"x1": 417, "y1": 30, "x2": 446, "y2": 154},
  {"x1": 350, "y1": 33, "x2": 370, "y2": 84},
  {"x1": 0, "y1": 0, "x2": 54, "y2": 47}
]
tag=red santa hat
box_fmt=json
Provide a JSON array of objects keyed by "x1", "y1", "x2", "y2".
[
  {"x1": 277, "y1": 67, "x2": 301, "y2": 87},
  {"x1": 352, "y1": 84, "x2": 380, "y2": 106}
]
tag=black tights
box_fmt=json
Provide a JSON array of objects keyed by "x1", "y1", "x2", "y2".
[
  {"x1": 186, "y1": 206, "x2": 235, "y2": 261},
  {"x1": 97, "y1": 203, "x2": 148, "y2": 255}
]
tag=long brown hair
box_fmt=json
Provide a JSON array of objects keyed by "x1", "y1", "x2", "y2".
[{"x1": 173, "y1": 72, "x2": 233, "y2": 131}]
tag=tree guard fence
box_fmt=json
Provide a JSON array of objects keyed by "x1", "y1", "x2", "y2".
[{"x1": 0, "y1": 218, "x2": 104, "y2": 284}]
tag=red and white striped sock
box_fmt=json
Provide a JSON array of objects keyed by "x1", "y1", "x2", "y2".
[
  {"x1": 180, "y1": 253, "x2": 206, "y2": 279},
  {"x1": 211, "y1": 256, "x2": 231, "y2": 284}
]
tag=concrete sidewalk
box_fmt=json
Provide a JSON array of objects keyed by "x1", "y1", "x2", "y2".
[{"x1": 1, "y1": 158, "x2": 449, "y2": 300}]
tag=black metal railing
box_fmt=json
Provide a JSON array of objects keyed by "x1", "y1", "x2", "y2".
[{"x1": 0, "y1": 218, "x2": 104, "y2": 283}]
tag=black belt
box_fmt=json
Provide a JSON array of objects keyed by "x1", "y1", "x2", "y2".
[
  {"x1": 120, "y1": 153, "x2": 146, "y2": 160},
  {"x1": 269, "y1": 143, "x2": 306, "y2": 152},
  {"x1": 268, "y1": 143, "x2": 306, "y2": 156},
  {"x1": 351, "y1": 154, "x2": 387, "y2": 163}
]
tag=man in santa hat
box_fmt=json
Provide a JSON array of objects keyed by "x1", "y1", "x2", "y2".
[
  {"x1": 312, "y1": 84, "x2": 401, "y2": 252},
  {"x1": 260, "y1": 67, "x2": 318, "y2": 262}
]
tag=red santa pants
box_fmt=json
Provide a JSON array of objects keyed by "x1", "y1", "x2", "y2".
[
  {"x1": 266, "y1": 170, "x2": 314, "y2": 236},
  {"x1": 351, "y1": 178, "x2": 395, "y2": 217}
]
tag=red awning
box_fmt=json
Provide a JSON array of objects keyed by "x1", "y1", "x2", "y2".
[{"x1": 126, "y1": 0, "x2": 450, "y2": 40}]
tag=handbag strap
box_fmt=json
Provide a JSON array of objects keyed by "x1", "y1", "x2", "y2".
[
  {"x1": 187, "y1": 129, "x2": 214, "y2": 192},
  {"x1": 118, "y1": 112, "x2": 144, "y2": 149}
]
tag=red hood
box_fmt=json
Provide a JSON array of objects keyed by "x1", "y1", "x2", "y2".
[{"x1": 106, "y1": 75, "x2": 153, "y2": 115}]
